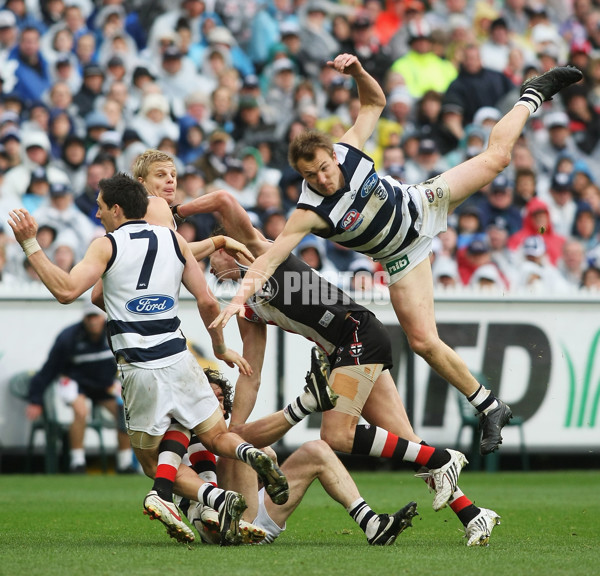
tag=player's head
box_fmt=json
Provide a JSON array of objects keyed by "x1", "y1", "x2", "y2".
[
  {"x1": 289, "y1": 130, "x2": 342, "y2": 196},
  {"x1": 288, "y1": 129, "x2": 334, "y2": 172},
  {"x1": 97, "y1": 172, "x2": 148, "y2": 226},
  {"x1": 132, "y1": 149, "x2": 178, "y2": 204},
  {"x1": 204, "y1": 368, "x2": 233, "y2": 419}
]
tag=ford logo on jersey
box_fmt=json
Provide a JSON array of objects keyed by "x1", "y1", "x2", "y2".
[
  {"x1": 360, "y1": 173, "x2": 378, "y2": 198},
  {"x1": 126, "y1": 295, "x2": 175, "y2": 315},
  {"x1": 340, "y1": 209, "x2": 363, "y2": 231}
]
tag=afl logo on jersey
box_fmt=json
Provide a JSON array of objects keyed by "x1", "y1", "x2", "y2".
[
  {"x1": 126, "y1": 295, "x2": 175, "y2": 315},
  {"x1": 341, "y1": 209, "x2": 363, "y2": 231},
  {"x1": 360, "y1": 173, "x2": 378, "y2": 198}
]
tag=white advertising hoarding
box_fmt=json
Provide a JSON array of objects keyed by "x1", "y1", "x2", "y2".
[{"x1": 1, "y1": 287, "x2": 599, "y2": 454}]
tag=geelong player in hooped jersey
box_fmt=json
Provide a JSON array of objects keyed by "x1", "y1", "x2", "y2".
[
  {"x1": 212, "y1": 53, "x2": 583, "y2": 457},
  {"x1": 8, "y1": 172, "x2": 290, "y2": 546}
]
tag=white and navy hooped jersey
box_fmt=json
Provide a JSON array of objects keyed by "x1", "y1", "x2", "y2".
[
  {"x1": 103, "y1": 220, "x2": 187, "y2": 368},
  {"x1": 297, "y1": 143, "x2": 420, "y2": 261},
  {"x1": 243, "y1": 253, "x2": 367, "y2": 355}
]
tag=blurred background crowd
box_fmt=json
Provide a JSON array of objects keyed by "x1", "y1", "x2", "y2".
[{"x1": 1, "y1": 0, "x2": 600, "y2": 296}]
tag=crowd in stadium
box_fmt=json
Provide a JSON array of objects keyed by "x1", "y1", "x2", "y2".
[{"x1": 1, "y1": 0, "x2": 600, "y2": 295}]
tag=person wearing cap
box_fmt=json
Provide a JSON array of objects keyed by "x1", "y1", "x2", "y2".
[
  {"x1": 147, "y1": 0, "x2": 206, "y2": 52},
  {"x1": 24, "y1": 300, "x2": 135, "y2": 473},
  {"x1": 1, "y1": 130, "x2": 70, "y2": 208},
  {"x1": 212, "y1": 156, "x2": 256, "y2": 209},
  {"x1": 479, "y1": 17, "x2": 512, "y2": 73},
  {"x1": 297, "y1": 0, "x2": 340, "y2": 80},
  {"x1": 532, "y1": 111, "x2": 582, "y2": 177},
  {"x1": 7, "y1": 25, "x2": 52, "y2": 106},
  {"x1": 34, "y1": 179, "x2": 101, "y2": 262},
  {"x1": 390, "y1": 18, "x2": 457, "y2": 98},
  {"x1": 73, "y1": 62, "x2": 105, "y2": 117},
  {"x1": 403, "y1": 136, "x2": 450, "y2": 184},
  {"x1": 546, "y1": 171, "x2": 578, "y2": 238},
  {"x1": 215, "y1": 52, "x2": 583, "y2": 459},
  {"x1": 0, "y1": 9, "x2": 18, "y2": 62},
  {"x1": 558, "y1": 237, "x2": 588, "y2": 288},
  {"x1": 442, "y1": 43, "x2": 514, "y2": 126},
  {"x1": 485, "y1": 215, "x2": 519, "y2": 287},
  {"x1": 514, "y1": 234, "x2": 570, "y2": 293},
  {"x1": 344, "y1": 10, "x2": 393, "y2": 86},
  {"x1": 477, "y1": 173, "x2": 522, "y2": 234},
  {"x1": 158, "y1": 44, "x2": 207, "y2": 118},
  {"x1": 130, "y1": 92, "x2": 179, "y2": 149},
  {"x1": 232, "y1": 95, "x2": 277, "y2": 150}
]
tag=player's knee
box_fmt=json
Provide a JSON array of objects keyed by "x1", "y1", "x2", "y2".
[{"x1": 320, "y1": 426, "x2": 353, "y2": 452}]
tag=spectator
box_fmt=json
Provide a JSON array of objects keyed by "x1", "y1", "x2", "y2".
[
  {"x1": 194, "y1": 128, "x2": 233, "y2": 184},
  {"x1": 73, "y1": 63, "x2": 105, "y2": 117},
  {"x1": 457, "y1": 233, "x2": 505, "y2": 287},
  {"x1": 232, "y1": 95, "x2": 277, "y2": 149},
  {"x1": 532, "y1": 111, "x2": 582, "y2": 178},
  {"x1": 478, "y1": 173, "x2": 523, "y2": 234},
  {"x1": 26, "y1": 301, "x2": 134, "y2": 474},
  {"x1": 508, "y1": 197, "x2": 565, "y2": 265},
  {"x1": 469, "y1": 262, "x2": 505, "y2": 291},
  {"x1": 389, "y1": 19, "x2": 457, "y2": 99},
  {"x1": 1, "y1": 130, "x2": 70, "y2": 207},
  {"x1": 34, "y1": 181, "x2": 100, "y2": 262},
  {"x1": 581, "y1": 264, "x2": 600, "y2": 290},
  {"x1": 546, "y1": 171, "x2": 578, "y2": 238},
  {"x1": 8, "y1": 26, "x2": 52, "y2": 107},
  {"x1": 0, "y1": 10, "x2": 18, "y2": 65},
  {"x1": 558, "y1": 237, "x2": 588, "y2": 288},
  {"x1": 295, "y1": 233, "x2": 339, "y2": 285},
  {"x1": 261, "y1": 208, "x2": 287, "y2": 241},
  {"x1": 344, "y1": 11, "x2": 393, "y2": 86},
  {"x1": 570, "y1": 201, "x2": 598, "y2": 252},
  {"x1": 513, "y1": 166, "x2": 538, "y2": 209},
  {"x1": 403, "y1": 137, "x2": 449, "y2": 184},
  {"x1": 514, "y1": 234, "x2": 570, "y2": 294},
  {"x1": 442, "y1": 43, "x2": 514, "y2": 126},
  {"x1": 74, "y1": 158, "x2": 106, "y2": 226},
  {"x1": 21, "y1": 165, "x2": 51, "y2": 214},
  {"x1": 55, "y1": 134, "x2": 87, "y2": 194},
  {"x1": 455, "y1": 204, "x2": 484, "y2": 250},
  {"x1": 211, "y1": 157, "x2": 255, "y2": 209},
  {"x1": 297, "y1": 1, "x2": 339, "y2": 80},
  {"x1": 432, "y1": 255, "x2": 460, "y2": 289},
  {"x1": 130, "y1": 92, "x2": 179, "y2": 148}
]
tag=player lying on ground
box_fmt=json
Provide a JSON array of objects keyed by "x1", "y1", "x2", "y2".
[{"x1": 181, "y1": 367, "x2": 418, "y2": 546}]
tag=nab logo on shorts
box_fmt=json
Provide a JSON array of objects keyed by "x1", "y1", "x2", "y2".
[
  {"x1": 341, "y1": 209, "x2": 363, "y2": 231},
  {"x1": 360, "y1": 173, "x2": 378, "y2": 198},
  {"x1": 126, "y1": 295, "x2": 175, "y2": 315}
]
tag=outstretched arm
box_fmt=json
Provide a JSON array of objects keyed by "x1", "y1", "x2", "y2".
[
  {"x1": 178, "y1": 233, "x2": 251, "y2": 375},
  {"x1": 177, "y1": 189, "x2": 270, "y2": 256},
  {"x1": 208, "y1": 208, "x2": 324, "y2": 329},
  {"x1": 332, "y1": 53, "x2": 386, "y2": 151},
  {"x1": 7, "y1": 208, "x2": 109, "y2": 304}
]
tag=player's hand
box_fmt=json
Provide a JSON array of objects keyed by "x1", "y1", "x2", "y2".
[
  {"x1": 209, "y1": 302, "x2": 245, "y2": 329},
  {"x1": 328, "y1": 53, "x2": 362, "y2": 76},
  {"x1": 214, "y1": 348, "x2": 253, "y2": 375},
  {"x1": 7, "y1": 208, "x2": 38, "y2": 243},
  {"x1": 223, "y1": 237, "x2": 255, "y2": 263}
]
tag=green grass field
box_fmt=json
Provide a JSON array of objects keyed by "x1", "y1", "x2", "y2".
[{"x1": 1, "y1": 470, "x2": 599, "y2": 576}]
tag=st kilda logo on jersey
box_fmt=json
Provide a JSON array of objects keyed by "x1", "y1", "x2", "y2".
[{"x1": 349, "y1": 341, "x2": 364, "y2": 357}]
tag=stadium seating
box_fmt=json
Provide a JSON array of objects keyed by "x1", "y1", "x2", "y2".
[{"x1": 9, "y1": 371, "x2": 110, "y2": 474}]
